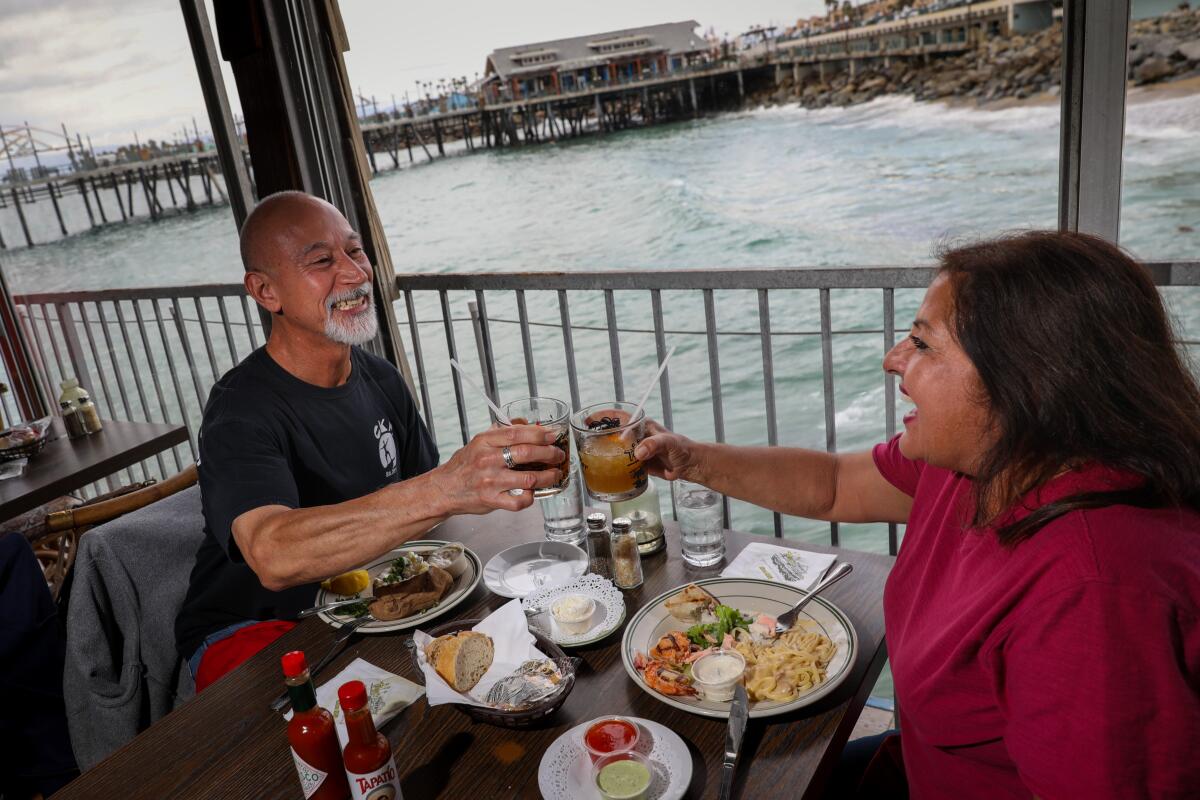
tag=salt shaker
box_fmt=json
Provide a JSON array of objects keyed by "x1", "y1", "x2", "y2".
[{"x1": 609, "y1": 516, "x2": 644, "y2": 589}]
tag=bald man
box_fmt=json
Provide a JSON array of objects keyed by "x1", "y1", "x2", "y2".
[{"x1": 175, "y1": 192, "x2": 563, "y2": 688}]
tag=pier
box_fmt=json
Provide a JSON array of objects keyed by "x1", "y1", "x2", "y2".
[
  {"x1": 0, "y1": 1, "x2": 1053, "y2": 251},
  {"x1": 0, "y1": 150, "x2": 232, "y2": 250}
]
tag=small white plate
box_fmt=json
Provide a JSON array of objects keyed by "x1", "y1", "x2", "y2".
[
  {"x1": 538, "y1": 717, "x2": 691, "y2": 800},
  {"x1": 483, "y1": 540, "x2": 588, "y2": 599},
  {"x1": 522, "y1": 574, "x2": 627, "y2": 647}
]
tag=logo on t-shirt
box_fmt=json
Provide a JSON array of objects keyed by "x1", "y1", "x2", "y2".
[{"x1": 374, "y1": 418, "x2": 397, "y2": 477}]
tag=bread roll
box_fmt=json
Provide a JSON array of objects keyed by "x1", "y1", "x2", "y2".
[{"x1": 424, "y1": 631, "x2": 494, "y2": 692}]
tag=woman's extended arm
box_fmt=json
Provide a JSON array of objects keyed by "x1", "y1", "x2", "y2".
[{"x1": 634, "y1": 423, "x2": 912, "y2": 524}]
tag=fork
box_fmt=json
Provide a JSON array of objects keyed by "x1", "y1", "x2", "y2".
[{"x1": 774, "y1": 562, "x2": 853, "y2": 634}]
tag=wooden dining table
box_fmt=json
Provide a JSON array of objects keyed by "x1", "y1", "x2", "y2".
[
  {"x1": 55, "y1": 505, "x2": 893, "y2": 800},
  {"x1": 0, "y1": 418, "x2": 189, "y2": 522}
]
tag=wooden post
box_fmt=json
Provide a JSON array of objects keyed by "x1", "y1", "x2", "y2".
[
  {"x1": 48, "y1": 181, "x2": 68, "y2": 237},
  {"x1": 125, "y1": 172, "x2": 136, "y2": 217},
  {"x1": 199, "y1": 162, "x2": 215, "y2": 204},
  {"x1": 737, "y1": 69, "x2": 745, "y2": 99},
  {"x1": 180, "y1": 161, "x2": 196, "y2": 209},
  {"x1": 11, "y1": 188, "x2": 33, "y2": 248},
  {"x1": 689, "y1": 78, "x2": 698, "y2": 116},
  {"x1": 366, "y1": 132, "x2": 378, "y2": 173},
  {"x1": 433, "y1": 119, "x2": 444, "y2": 156},
  {"x1": 90, "y1": 177, "x2": 108, "y2": 223},
  {"x1": 165, "y1": 164, "x2": 180, "y2": 207},
  {"x1": 404, "y1": 124, "x2": 414, "y2": 161},
  {"x1": 112, "y1": 174, "x2": 128, "y2": 220},
  {"x1": 139, "y1": 168, "x2": 159, "y2": 221},
  {"x1": 77, "y1": 179, "x2": 96, "y2": 227}
]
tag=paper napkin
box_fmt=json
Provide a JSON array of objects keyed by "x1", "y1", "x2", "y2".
[
  {"x1": 721, "y1": 542, "x2": 837, "y2": 591},
  {"x1": 412, "y1": 598, "x2": 547, "y2": 708},
  {"x1": 287, "y1": 657, "x2": 424, "y2": 747}
]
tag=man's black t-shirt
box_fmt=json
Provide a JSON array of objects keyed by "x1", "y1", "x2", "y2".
[{"x1": 175, "y1": 346, "x2": 438, "y2": 658}]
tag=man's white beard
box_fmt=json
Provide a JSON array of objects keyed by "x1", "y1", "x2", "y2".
[{"x1": 324, "y1": 286, "x2": 378, "y2": 345}]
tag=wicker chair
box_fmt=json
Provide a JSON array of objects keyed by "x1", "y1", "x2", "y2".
[{"x1": 32, "y1": 465, "x2": 198, "y2": 603}]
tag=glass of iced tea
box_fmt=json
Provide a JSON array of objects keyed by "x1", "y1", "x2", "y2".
[
  {"x1": 500, "y1": 397, "x2": 571, "y2": 497},
  {"x1": 570, "y1": 401, "x2": 648, "y2": 502}
]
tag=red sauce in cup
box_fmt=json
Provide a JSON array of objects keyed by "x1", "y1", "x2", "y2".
[{"x1": 584, "y1": 717, "x2": 639, "y2": 761}]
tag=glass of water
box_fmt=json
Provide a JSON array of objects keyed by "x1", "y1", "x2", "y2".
[
  {"x1": 538, "y1": 460, "x2": 587, "y2": 547},
  {"x1": 672, "y1": 479, "x2": 725, "y2": 567}
]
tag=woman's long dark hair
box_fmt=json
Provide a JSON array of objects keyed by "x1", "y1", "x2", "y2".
[{"x1": 939, "y1": 231, "x2": 1200, "y2": 545}]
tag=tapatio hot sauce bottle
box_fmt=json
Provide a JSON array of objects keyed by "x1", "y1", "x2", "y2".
[
  {"x1": 338, "y1": 680, "x2": 403, "y2": 800},
  {"x1": 282, "y1": 651, "x2": 350, "y2": 800}
]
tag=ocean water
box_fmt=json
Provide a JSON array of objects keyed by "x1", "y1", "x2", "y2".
[{"x1": 2, "y1": 92, "x2": 1198, "y2": 555}]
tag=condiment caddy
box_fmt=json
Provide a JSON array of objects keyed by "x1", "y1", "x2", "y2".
[{"x1": 58, "y1": 377, "x2": 102, "y2": 439}]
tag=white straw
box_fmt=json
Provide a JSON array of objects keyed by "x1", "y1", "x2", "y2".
[
  {"x1": 449, "y1": 358, "x2": 511, "y2": 424},
  {"x1": 630, "y1": 345, "x2": 677, "y2": 422}
]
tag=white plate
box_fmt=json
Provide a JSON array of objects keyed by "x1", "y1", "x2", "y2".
[
  {"x1": 621, "y1": 577, "x2": 857, "y2": 719},
  {"x1": 538, "y1": 717, "x2": 691, "y2": 800},
  {"x1": 522, "y1": 574, "x2": 627, "y2": 647},
  {"x1": 483, "y1": 540, "x2": 588, "y2": 599},
  {"x1": 315, "y1": 540, "x2": 482, "y2": 633}
]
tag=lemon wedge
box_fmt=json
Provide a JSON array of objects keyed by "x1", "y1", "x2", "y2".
[{"x1": 320, "y1": 569, "x2": 370, "y2": 596}]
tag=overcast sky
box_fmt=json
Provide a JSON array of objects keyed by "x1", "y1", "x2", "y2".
[{"x1": 0, "y1": 0, "x2": 824, "y2": 155}]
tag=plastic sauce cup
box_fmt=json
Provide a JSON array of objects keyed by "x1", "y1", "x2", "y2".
[
  {"x1": 690, "y1": 649, "x2": 746, "y2": 702},
  {"x1": 592, "y1": 751, "x2": 652, "y2": 800},
  {"x1": 582, "y1": 716, "x2": 641, "y2": 763}
]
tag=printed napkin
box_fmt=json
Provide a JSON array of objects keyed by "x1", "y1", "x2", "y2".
[
  {"x1": 721, "y1": 542, "x2": 837, "y2": 591},
  {"x1": 412, "y1": 597, "x2": 547, "y2": 708},
  {"x1": 286, "y1": 657, "x2": 424, "y2": 747}
]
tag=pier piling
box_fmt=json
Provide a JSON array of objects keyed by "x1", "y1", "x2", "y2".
[
  {"x1": 112, "y1": 174, "x2": 127, "y2": 220},
  {"x1": 90, "y1": 177, "x2": 108, "y2": 224},
  {"x1": 48, "y1": 182, "x2": 68, "y2": 237},
  {"x1": 11, "y1": 188, "x2": 34, "y2": 248},
  {"x1": 76, "y1": 178, "x2": 96, "y2": 228}
]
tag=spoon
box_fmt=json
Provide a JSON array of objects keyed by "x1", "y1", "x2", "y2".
[{"x1": 774, "y1": 562, "x2": 853, "y2": 634}]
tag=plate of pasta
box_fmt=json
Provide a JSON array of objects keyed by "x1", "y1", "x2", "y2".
[{"x1": 620, "y1": 579, "x2": 856, "y2": 719}]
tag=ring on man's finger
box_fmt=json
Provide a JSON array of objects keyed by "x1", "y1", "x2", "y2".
[{"x1": 502, "y1": 445, "x2": 517, "y2": 469}]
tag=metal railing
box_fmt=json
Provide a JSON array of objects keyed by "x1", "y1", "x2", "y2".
[
  {"x1": 13, "y1": 260, "x2": 1200, "y2": 549},
  {"x1": 13, "y1": 284, "x2": 265, "y2": 491}
]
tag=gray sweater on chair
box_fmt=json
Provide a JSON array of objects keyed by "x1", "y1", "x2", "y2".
[{"x1": 63, "y1": 484, "x2": 203, "y2": 770}]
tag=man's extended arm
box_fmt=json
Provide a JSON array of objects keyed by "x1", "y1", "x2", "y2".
[{"x1": 232, "y1": 425, "x2": 563, "y2": 590}]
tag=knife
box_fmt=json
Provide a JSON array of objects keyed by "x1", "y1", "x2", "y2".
[
  {"x1": 269, "y1": 615, "x2": 371, "y2": 713},
  {"x1": 718, "y1": 683, "x2": 749, "y2": 800}
]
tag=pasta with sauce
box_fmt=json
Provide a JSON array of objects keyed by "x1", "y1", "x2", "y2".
[{"x1": 731, "y1": 627, "x2": 837, "y2": 702}]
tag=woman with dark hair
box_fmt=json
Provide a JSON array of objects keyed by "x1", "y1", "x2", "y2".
[{"x1": 635, "y1": 231, "x2": 1200, "y2": 799}]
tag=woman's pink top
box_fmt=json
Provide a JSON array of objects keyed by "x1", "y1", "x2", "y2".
[{"x1": 874, "y1": 435, "x2": 1200, "y2": 799}]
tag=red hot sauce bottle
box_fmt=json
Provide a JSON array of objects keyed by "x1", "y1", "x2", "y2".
[
  {"x1": 338, "y1": 680, "x2": 403, "y2": 800},
  {"x1": 282, "y1": 650, "x2": 350, "y2": 800}
]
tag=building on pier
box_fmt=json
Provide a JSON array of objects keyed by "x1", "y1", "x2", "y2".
[
  {"x1": 775, "y1": 0, "x2": 1056, "y2": 65},
  {"x1": 483, "y1": 21, "x2": 713, "y2": 102}
]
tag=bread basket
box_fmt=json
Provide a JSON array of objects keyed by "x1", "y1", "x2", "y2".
[
  {"x1": 408, "y1": 617, "x2": 578, "y2": 728},
  {"x1": 0, "y1": 419, "x2": 51, "y2": 462}
]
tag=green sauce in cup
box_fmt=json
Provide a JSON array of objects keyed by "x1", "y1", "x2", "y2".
[{"x1": 595, "y1": 753, "x2": 651, "y2": 800}]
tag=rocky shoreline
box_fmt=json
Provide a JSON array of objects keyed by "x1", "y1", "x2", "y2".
[{"x1": 754, "y1": 8, "x2": 1200, "y2": 111}]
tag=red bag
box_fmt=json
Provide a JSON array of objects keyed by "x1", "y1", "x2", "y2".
[{"x1": 194, "y1": 620, "x2": 297, "y2": 692}]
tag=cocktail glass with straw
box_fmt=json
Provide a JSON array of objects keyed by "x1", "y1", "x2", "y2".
[{"x1": 570, "y1": 347, "x2": 676, "y2": 503}]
